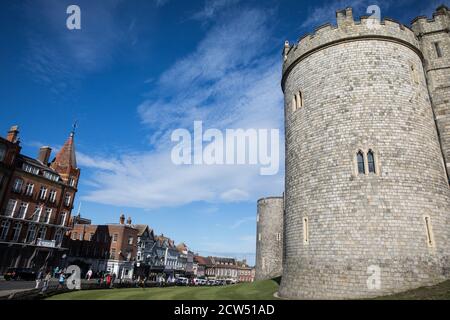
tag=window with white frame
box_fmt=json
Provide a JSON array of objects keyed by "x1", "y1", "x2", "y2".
[
  {"x1": 79, "y1": 232, "x2": 83, "y2": 241},
  {"x1": 49, "y1": 190, "x2": 57, "y2": 203},
  {"x1": 25, "y1": 183, "x2": 34, "y2": 196},
  {"x1": 64, "y1": 193, "x2": 71, "y2": 207},
  {"x1": 54, "y1": 229, "x2": 63, "y2": 246},
  {"x1": 0, "y1": 220, "x2": 10, "y2": 240},
  {"x1": 12, "y1": 179, "x2": 23, "y2": 193},
  {"x1": 39, "y1": 186, "x2": 48, "y2": 200},
  {"x1": 59, "y1": 212, "x2": 67, "y2": 226},
  {"x1": 128, "y1": 236, "x2": 133, "y2": 245},
  {"x1": 37, "y1": 226, "x2": 47, "y2": 240},
  {"x1": 12, "y1": 223, "x2": 22, "y2": 242},
  {"x1": 17, "y1": 202, "x2": 28, "y2": 219},
  {"x1": 43, "y1": 208, "x2": 52, "y2": 223},
  {"x1": 31, "y1": 206, "x2": 42, "y2": 222},
  {"x1": 26, "y1": 224, "x2": 37, "y2": 243},
  {"x1": 5, "y1": 199, "x2": 17, "y2": 217},
  {"x1": 69, "y1": 177, "x2": 76, "y2": 187},
  {"x1": 113, "y1": 234, "x2": 118, "y2": 242}
]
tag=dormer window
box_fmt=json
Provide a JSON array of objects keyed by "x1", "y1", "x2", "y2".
[
  {"x1": 23, "y1": 164, "x2": 39, "y2": 175},
  {"x1": 292, "y1": 91, "x2": 304, "y2": 112},
  {"x1": 43, "y1": 171, "x2": 59, "y2": 182}
]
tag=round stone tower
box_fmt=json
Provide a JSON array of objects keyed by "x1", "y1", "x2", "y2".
[
  {"x1": 255, "y1": 196, "x2": 284, "y2": 281},
  {"x1": 280, "y1": 8, "x2": 450, "y2": 299}
]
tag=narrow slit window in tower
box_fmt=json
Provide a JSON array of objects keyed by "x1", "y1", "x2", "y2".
[
  {"x1": 303, "y1": 217, "x2": 309, "y2": 245},
  {"x1": 434, "y1": 42, "x2": 443, "y2": 58},
  {"x1": 424, "y1": 216, "x2": 434, "y2": 247},
  {"x1": 368, "y1": 150, "x2": 376, "y2": 174},
  {"x1": 292, "y1": 91, "x2": 303, "y2": 112},
  {"x1": 357, "y1": 151, "x2": 365, "y2": 174}
]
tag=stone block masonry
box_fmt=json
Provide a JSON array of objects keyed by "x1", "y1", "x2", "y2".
[{"x1": 277, "y1": 6, "x2": 450, "y2": 299}]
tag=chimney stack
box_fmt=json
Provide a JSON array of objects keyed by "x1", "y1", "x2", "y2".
[
  {"x1": 38, "y1": 146, "x2": 52, "y2": 165},
  {"x1": 127, "y1": 217, "x2": 132, "y2": 225},
  {"x1": 120, "y1": 214, "x2": 125, "y2": 225},
  {"x1": 6, "y1": 126, "x2": 19, "y2": 143}
]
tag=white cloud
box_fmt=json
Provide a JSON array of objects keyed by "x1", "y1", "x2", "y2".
[
  {"x1": 230, "y1": 217, "x2": 256, "y2": 229},
  {"x1": 81, "y1": 5, "x2": 285, "y2": 210},
  {"x1": 220, "y1": 189, "x2": 250, "y2": 203},
  {"x1": 191, "y1": 0, "x2": 241, "y2": 21}
]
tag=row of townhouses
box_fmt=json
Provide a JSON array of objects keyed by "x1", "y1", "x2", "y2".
[
  {"x1": 0, "y1": 125, "x2": 255, "y2": 282},
  {"x1": 67, "y1": 214, "x2": 255, "y2": 282}
]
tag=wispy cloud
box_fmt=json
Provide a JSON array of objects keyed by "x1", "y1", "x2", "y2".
[
  {"x1": 230, "y1": 217, "x2": 255, "y2": 229},
  {"x1": 191, "y1": 0, "x2": 241, "y2": 21},
  {"x1": 22, "y1": 0, "x2": 132, "y2": 96},
  {"x1": 80, "y1": 5, "x2": 284, "y2": 209}
]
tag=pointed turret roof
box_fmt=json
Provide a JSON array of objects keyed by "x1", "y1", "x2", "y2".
[{"x1": 50, "y1": 131, "x2": 78, "y2": 176}]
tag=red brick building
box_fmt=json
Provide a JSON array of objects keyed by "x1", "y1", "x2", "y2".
[
  {"x1": 0, "y1": 125, "x2": 80, "y2": 273},
  {"x1": 66, "y1": 214, "x2": 138, "y2": 279}
]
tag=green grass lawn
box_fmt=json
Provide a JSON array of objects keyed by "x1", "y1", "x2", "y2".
[
  {"x1": 47, "y1": 279, "x2": 280, "y2": 300},
  {"x1": 47, "y1": 278, "x2": 450, "y2": 300},
  {"x1": 375, "y1": 280, "x2": 450, "y2": 300}
]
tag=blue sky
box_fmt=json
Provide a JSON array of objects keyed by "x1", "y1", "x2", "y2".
[{"x1": 0, "y1": 0, "x2": 447, "y2": 265}]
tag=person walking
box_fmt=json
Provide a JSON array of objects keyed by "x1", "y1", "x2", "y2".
[
  {"x1": 41, "y1": 272, "x2": 51, "y2": 293},
  {"x1": 57, "y1": 272, "x2": 65, "y2": 289},
  {"x1": 106, "y1": 273, "x2": 112, "y2": 288},
  {"x1": 86, "y1": 268, "x2": 93, "y2": 281},
  {"x1": 35, "y1": 269, "x2": 44, "y2": 289}
]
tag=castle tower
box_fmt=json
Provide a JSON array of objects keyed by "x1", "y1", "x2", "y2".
[
  {"x1": 255, "y1": 196, "x2": 284, "y2": 281},
  {"x1": 280, "y1": 8, "x2": 450, "y2": 299},
  {"x1": 412, "y1": 6, "x2": 450, "y2": 183}
]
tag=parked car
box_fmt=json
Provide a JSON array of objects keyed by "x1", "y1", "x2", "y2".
[
  {"x1": 175, "y1": 277, "x2": 189, "y2": 286},
  {"x1": 3, "y1": 268, "x2": 37, "y2": 281},
  {"x1": 207, "y1": 279, "x2": 217, "y2": 286}
]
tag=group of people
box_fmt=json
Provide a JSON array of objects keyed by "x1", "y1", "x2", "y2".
[{"x1": 34, "y1": 268, "x2": 63, "y2": 293}]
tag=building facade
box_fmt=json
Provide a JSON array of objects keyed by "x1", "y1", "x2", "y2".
[
  {"x1": 67, "y1": 214, "x2": 138, "y2": 280},
  {"x1": 0, "y1": 126, "x2": 79, "y2": 274},
  {"x1": 255, "y1": 196, "x2": 283, "y2": 281},
  {"x1": 279, "y1": 6, "x2": 450, "y2": 299}
]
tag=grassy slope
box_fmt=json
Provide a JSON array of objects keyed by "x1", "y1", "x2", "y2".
[
  {"x1": 48, "y1": 279, "x2": 280, "y2": 300},
  {"x1": 375, "y1": 280, "x2": 450, "y2": 300}
]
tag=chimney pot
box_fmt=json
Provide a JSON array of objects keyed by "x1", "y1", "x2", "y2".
[
  {"x1": 127, "y1": 217, "x2": 132, "y2": 225},
  {"x1": 38, "y1": 146, "x2": 52, "y2": 165},
  {"x1": 6, "y1": 125, "x2": 19, "y2": 143},
  {"x1": 120, "y1": 214, "x2": 125, "y2": 225}
]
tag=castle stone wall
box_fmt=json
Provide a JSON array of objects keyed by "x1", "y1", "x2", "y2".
[
  {"x1": 412, "y1": 6, "x2": 450, "y2": 182},
  {"x1": 279, "y1": 8, "x2": 450, "y2": 299},
  {"x1": 255, "y1": 197, "x2": 283, "y2": 281}
]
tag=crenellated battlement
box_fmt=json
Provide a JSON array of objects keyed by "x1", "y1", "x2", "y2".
[
  {"x1": 282, "y1": 7, "x2": 421, "y2": 90},
  {"x1": 411, "y1": 5, "x2": 450, "y2": 36}
]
